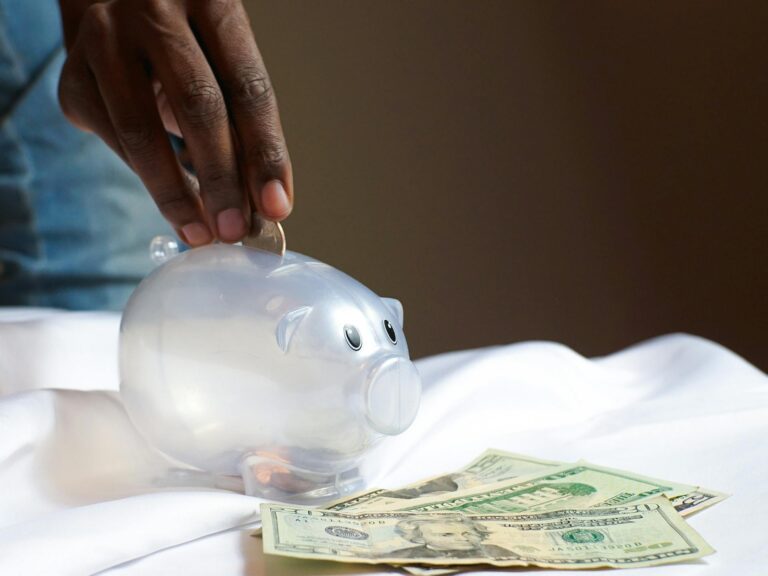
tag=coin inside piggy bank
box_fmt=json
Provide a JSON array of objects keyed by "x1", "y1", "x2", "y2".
[{"x1": 119, "y1": 244, "x2": 421, "y2": 502}]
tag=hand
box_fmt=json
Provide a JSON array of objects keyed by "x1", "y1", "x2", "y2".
[{"x1": 57, "y1": 0, "x2": 293, "y2": 245}]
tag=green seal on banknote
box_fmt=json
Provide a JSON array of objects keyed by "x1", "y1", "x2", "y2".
[
  {"x1": 561, "y1": 529, "x2": 605, "y2": 544},
  {"x1": 325, "y1": 526, "x2": 370, "y2": 540}
]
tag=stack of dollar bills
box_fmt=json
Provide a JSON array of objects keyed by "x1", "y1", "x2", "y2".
[{"x1": 259, "y1": 449, "x2": 726, "y2": 572}]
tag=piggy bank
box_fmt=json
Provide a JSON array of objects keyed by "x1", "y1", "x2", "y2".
[{"x1": 119, "y1": 244, "x2": 421, "y2": 502}]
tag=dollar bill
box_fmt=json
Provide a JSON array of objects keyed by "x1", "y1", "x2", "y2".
[
  {"x1": 325, "y1": 449, "x2": 563, "y2": 513},
  {"x1": 441, "y1": 448, "x2": 564, "y2": 486},
  {"x1": 331, "y1": 461, "x2": 696, "y2": 515},
  {"x1": 393, "y1": 487, "x2": 729, "y2": 576},
  {"x1": 261, "y1": 498, "x2": 714, "y2": 568},
  {"x1": 455, "y1": 451, "x2": 727, "y2": 517},
  {"x1": 669, "y1": 488, "x2": 729, "y2": 517},
  {"x1": 400, "y1": 487, "x2": 729, "y2": 576}
]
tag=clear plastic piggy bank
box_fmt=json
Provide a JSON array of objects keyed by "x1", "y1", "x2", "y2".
[{"x1": 119, "y1": 244, "x2": 421, "y2": 502}]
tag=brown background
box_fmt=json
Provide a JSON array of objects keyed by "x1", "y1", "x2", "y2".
[{"x1": 244, "y1": 1, "x2": 767, "y2": 369}]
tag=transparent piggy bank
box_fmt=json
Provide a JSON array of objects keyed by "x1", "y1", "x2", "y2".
[{"x1": 120, "y1": 244, "x2": 421, "y2": 502}]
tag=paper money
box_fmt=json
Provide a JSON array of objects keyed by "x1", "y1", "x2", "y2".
[
  {"x1": 401, "y1": 487, "x2": 729, "y2": 576},
  {"x1": 437, "y1": 448, "x2": 563, "y2": 486},
  {"x1": 330, "y1": 461, "x2": 696, "y2": 515},
  {"x1": 254, "y1": 450, "x2": 725, "y2": 572},
  {"x1": 454, "y1": 451, "x2": 726, "y2": 517},
  {"x1": 669, "y1": 488, "x2": 729, "y2": 517},
  {"x1": 325, "y1": 449, "x2": 561, "y2": 512},
  {"x1": 261, "y1": 498, "x2": 714, "y2": 569}
]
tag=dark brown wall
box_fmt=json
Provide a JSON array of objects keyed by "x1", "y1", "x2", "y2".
[{"x1": 245, "y1": 1, "x2": 767, "y2": 369}]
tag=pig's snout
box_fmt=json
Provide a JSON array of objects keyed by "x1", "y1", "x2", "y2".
[{"x1": 364, "y1": 356, "x2": 421, "y2": 435}]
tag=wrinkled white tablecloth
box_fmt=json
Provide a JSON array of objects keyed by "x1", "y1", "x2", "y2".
[{"x1": 0, "y1": 309, "x2": 765, "y2": 576}]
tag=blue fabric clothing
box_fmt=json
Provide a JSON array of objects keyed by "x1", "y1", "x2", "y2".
[{"x1": 0, "y1": 0, "x2": 172, "y2": 310}]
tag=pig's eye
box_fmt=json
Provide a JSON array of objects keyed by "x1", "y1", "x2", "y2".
[
  {"x1": 344, "y1": 325, "x2": 362, "y2": 350},
  {"x1": 383, "y1": 320, "x2": 397, "y2": 344}
]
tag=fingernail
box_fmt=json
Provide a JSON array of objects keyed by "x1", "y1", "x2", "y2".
[
  {"x1": 181, "y1": 222, "x2": 212, "y2": 246},
  {"x1": 259, "y1": 180, "x2": 291, "y2": 219},
  {"x1": 216, "y1": 208, "x2": 247, "y2": 242}
]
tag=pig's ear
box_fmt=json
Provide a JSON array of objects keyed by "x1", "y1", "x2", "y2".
[
  {"x1": 276, "y1": 306, "x2": 312, "y2": 353},
  {"x1": 381, "y1": 298, "x2": 404, "y2": 328}
]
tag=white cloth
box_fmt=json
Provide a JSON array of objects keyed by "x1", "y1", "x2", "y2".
[{"x1": 0, "y1": 309, "x2": 765, "y2": 575}]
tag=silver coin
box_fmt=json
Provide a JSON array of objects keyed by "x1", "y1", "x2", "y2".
[{"x1": 243, "y1": 213, "x2": 286, "y2": 256}]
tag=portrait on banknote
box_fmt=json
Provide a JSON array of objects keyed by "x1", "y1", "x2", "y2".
[{"x1": 389, "y1": 515, "x2": 518, "y2": 560}]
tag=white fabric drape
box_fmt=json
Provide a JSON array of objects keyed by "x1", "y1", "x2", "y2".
[{"x1": 0, "y1": 310, "x2": 765, "y2": 575}]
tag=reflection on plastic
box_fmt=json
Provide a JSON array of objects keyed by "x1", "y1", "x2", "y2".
[
  {"x1": 120, "y1": 244, "x2": 421, "y2": 503},
  {"x1": 148, "y1": 235, "x2": 179, "y2": 265}
]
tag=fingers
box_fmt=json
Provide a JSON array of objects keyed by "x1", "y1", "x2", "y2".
[
  {"x1": 58, "y1": 0, "x2": 292, "y2": 245},
  {"x1": 79, "y1": 4, "x2": 212, "y2": 246},
  {"x1": 58, "y1": 40, "x2": 125, "y2": 161},
  {"x1": 145, "y1": 20, "x2": 249, "y2": 242},
  {"x1": 190, "y1": 0, "x2": 293, "y2": 222}
]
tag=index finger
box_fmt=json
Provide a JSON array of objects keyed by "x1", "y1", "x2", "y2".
[{"x1": 190, "y1": 0, "x2": 293, "y2": 222}]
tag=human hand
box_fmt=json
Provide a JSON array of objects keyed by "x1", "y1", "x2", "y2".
[{"x1": 58, "y1": 0, "x2": 293, "y2": 245}]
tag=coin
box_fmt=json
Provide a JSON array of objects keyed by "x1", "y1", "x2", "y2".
[{"x1": 243, "y1": 212, "x2": 286, "y2": 256}]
